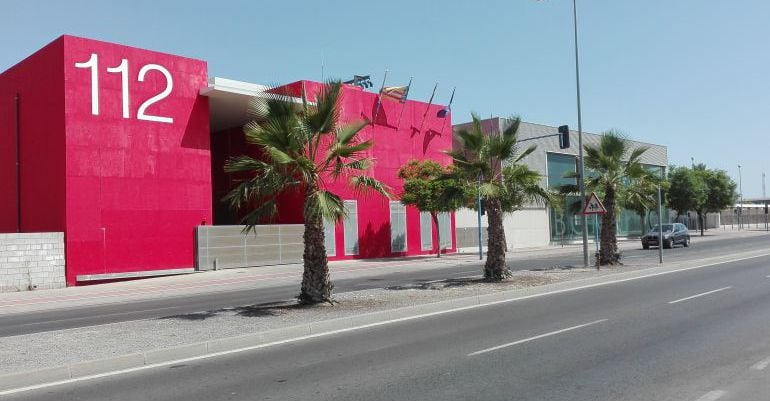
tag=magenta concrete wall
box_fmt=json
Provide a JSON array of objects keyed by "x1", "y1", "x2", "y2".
[
  {"x1": 61, "y1": 36, "x2": 211, "y2": 284},
  {"x1": 271, "y1": 81, "x2": 456, "y2": 259},
  {"x1": 0, "y1": 37, "x2": 66, "y2": 234}
]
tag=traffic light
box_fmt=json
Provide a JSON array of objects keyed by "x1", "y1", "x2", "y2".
[
  {"x1": 558, "y1": 125, "x2": 570, "y2": 149},
  {"x1": 480, "y1": 199, "x2": 486, "y2": 216}
]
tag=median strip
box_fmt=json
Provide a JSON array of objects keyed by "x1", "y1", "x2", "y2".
[
  {"x1": 668, "y1": 286, "x2": 732, "y2": 305},
  {"x1": 467, "y1": 319, "x2": 608, "y2": 356}
]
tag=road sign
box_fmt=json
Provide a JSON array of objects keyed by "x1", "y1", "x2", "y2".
[{"x1": 582, "y1": 192, "x2": 607, "y2": 215}]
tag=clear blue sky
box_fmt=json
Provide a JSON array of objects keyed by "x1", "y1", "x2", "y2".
[{"x1": 4, "y1": 1, "x2": 770, "y2": 197}]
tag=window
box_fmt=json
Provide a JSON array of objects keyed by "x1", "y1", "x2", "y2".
[
  {"x1": 389, "y1": 202, "x2": 407, "y2": 253},
  {"x1": 343, "y1": 201, "x2": 359, "y2": 255},
  {"x1": 438, "y1": 212, "x2": 452, "y2": 249},
  {"x1": 323, "y1": 218, "x2": 336, "y2": 257},
  {"x1": 420, "y1": 212, "x2": 433, "y2": 251}
]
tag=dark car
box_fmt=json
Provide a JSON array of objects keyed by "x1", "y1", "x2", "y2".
[{"x1": 641, "y1": 223, "x2": 690, "y2": 249}]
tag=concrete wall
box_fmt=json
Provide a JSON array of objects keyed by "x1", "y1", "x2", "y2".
[
  {"x1": 455, "y1": 207, "x2": 550, "y2": 251},
  {"x1": 196, "y1": 225, "x2": 304, "y2": 270},
  {"x1": 0, "y1": 232, "x2": 65, "y2": 292}
]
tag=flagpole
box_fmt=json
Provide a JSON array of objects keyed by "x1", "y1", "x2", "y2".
[
  {"x1": 438, "y1": 86, "x2": 456, "y2": 135},
  {"x1": 419, "y1": 82, "x2": 438, "y2": 133},
  {"x1": 372, "y1": 69, "x2": 388, "y2": 125},
  {"x1": 395, "y1": 76, "x2": 413, "y2": 129}
]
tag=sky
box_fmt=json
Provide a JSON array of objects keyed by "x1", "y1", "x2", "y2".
[{"x1": 3, "y1": 0, "x2": 770, "y2": 197}]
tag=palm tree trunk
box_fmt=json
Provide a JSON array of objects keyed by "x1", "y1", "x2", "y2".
[
  {"x1": 431, "y1": 212, "x2": 441, "y2": 258},
  {"x1": 599, "y1": 187, "x2": 621, "y2": 265},
  {"x1": 298, "y1": 190, "x2": 333, "y2": 304},
  {"x1": 640, "y1": 212, "x2": 646, "y2": 236},
  {"x1": 484, "y1": 198, "x2": 509, "y2": 280}
]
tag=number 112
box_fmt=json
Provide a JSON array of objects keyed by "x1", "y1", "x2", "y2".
[{"x1": 75, "y1": 53, "x2": 175, "y2": 124}]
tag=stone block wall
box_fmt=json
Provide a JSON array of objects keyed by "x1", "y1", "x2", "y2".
[{"x1": 0, "y1": 232, "x2": 65, "y2": 292}]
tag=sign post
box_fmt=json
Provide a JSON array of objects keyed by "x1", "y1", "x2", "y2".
[{"x1": 582, "y1": 192, "x2": 607, "y2": 269}]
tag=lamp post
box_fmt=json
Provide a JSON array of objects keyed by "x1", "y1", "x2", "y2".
[
  {"x1": 738, "y1": 164, "x2": 743, "y2": 230},
  {"x1": 477, "y1": 174, "x2": 483, "y2": 260},
  {"x1": 571, "y1": 0, "x2": 589, "y2": 267}
]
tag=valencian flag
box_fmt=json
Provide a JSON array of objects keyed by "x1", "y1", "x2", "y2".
[{"x1": 381, "y1": 84, "x2": 410, "y2": 103}]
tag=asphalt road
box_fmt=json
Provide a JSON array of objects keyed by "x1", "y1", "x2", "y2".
[
  {"x1": 7, "y1": 239, "x2": 770, "y2": 400},
  {"x1": 0, "y1": 232, "x2": 767, "y2": 337}
]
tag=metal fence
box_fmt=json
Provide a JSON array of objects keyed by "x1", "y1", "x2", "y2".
[
  {"x1": 719, "y1": 210, "x2": 770, "y2": 229},
  {"x1": 195, "y1": 225, "x2": 304, "y2": 271}
]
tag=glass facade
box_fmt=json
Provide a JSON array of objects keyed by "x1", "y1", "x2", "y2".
[
  {"x1": 389, "y1": 202, "x2": 407, "y2": 253},
  {"x1": 438, "y1": 212, "x2": 452, "y2": 249},
  {"x1": 546, "y1": 153, "x2": 666, "y2": 243},
  {"x1": 323, "y1": 218, "x2": 336, "y2": 257},
  {"x1": 420, "y1": 212, "x2": 433, "y2": 251},
  {"x1": 343, "y1": 201, "x2": 359, "y2": 255}
]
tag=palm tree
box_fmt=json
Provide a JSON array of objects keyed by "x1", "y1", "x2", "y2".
[
  {"x1": 565, "y1": 131, "x2": 650, "y2": 265},
  {"x1": 449, "y1": 114, "x2": 553, "y2": 280},
  {"x1": 223, "y1": 80, "x2": 390, "y2": 304},
  {"x1": 618, "y1": 171, "x2": 662, "y2": 236}
]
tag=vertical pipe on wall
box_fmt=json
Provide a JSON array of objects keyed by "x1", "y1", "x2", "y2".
[{"x1": 14, "y1": 93, "x2": 21, "y2": 233}]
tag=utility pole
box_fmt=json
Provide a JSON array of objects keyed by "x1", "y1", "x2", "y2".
[
  {"x1": 476, "y1": 174, "x2": 483, "y2": 260},
  {"x1": 738, "y1": 164, "x2": 743, "y2": 230},
  {"x1": 572, "y1": 0, "x2": 589, "y2": 267}
]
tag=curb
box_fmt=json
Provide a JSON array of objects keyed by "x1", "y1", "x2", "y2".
[{"x1": 2, "y1": 248, "x2": 770, "y2": 394}]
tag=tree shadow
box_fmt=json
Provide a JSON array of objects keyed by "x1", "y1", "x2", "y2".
[
  {"x1": 157, "y1": 300, "x2": 315, "y2": 321},
  {"x1": 531, "y1": 265, "x2": 582, "y2": 271},
  {"x1": 384, "y1": 277, "x2": 483, "y2": 291}
]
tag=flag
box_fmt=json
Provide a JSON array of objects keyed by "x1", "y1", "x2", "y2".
[
  {"x1": 381, "y1": 84, "x2": 410, "y2": 103},
  {"x1": 437, "y1": 86, "x2": 455, "y2": 118},
  {"x1": 372, "y1": 69, "x2": 389, "y2": 125},
  {"x1": 419, "y1": 83, "x2": 438, "y2": 132},
  {"x1": 395, "y1": 77, "x2": 413, "y2": 127}
]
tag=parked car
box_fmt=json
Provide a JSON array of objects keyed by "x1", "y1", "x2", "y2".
[{"x1": 641, "y1": 223, "x2": 690, "y2": 249}]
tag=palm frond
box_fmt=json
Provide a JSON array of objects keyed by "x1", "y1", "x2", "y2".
[
  {"x1": 501, "y1": 116, "x2": 521, "y2": 141},
  {"x1": 336, "y1": 119, "x2": 368, "y2": 145},
  {"x1": 305, "y1": 190, "x2": 345, "y2": 222},
  {"x1": 350, "y1": 175, "x2": 392, "y2": 199}
]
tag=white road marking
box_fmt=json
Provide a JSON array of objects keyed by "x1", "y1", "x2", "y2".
[
  {"x1": 467, "y1": 319, "x2": 608, "y2": 356},
  {"x1": 668, "y1": 286, "x2": 732, "y2": 304},
  {"x1": 694, "y1": 390, "x2": 727, "y2": 401},
  {"x1": 750, "y1": 356, "x2": 770, "y2": 370}
]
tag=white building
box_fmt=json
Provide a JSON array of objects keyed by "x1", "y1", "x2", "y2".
[{"x1": 452, "y1": 117, "x2": 669, "y2": 252}]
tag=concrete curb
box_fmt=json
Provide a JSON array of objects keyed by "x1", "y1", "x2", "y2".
[{"x1": 2, "y1": 248, "x2": 770, "y2": 394}]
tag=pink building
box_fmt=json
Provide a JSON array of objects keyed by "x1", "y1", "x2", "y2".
[{"x1": 0, "y1": 35, "x2": 454, "y2": 287}]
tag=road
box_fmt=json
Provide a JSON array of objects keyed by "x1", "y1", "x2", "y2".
[
  {"x1": 0, "y1": 232, "x2": 767, "y2": 337},
  {"x1": 6, "y1": 238, "x2": 770, "y2": 400}
]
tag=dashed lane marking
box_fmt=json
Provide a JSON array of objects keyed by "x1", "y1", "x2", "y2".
[{"x1": 668, "y1": 286, "x2": 732, "y2": 305}]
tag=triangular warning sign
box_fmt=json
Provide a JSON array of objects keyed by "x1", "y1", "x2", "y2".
[{"x1": 582, "y1": 192, "x2": 607, "y2": 215}]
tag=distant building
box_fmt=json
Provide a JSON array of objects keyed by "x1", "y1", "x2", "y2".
[{"x1": 452, "y1": 117, "x2": 669, "y2": 251}]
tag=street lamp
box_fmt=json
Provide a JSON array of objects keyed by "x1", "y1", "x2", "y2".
[
  {"x1": 571, "y1": 0, "x2": 589, "y2": 267},
  {"x1": 738, "y1": 164, "x2": 743, "y2": 230}
]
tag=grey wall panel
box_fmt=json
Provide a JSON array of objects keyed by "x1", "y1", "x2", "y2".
[{"x1": 196, "y1": 225, "x2": 305, "y2": 270}]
